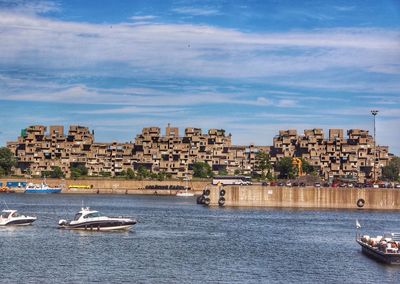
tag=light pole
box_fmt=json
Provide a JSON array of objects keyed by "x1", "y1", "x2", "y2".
[{"x1": 371, "y1": 110, "x2": 379, "y2": 182}]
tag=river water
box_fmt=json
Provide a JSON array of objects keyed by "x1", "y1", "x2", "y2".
[{"x1": 0, "y1": 194, "x2": 399, "y2": 283}]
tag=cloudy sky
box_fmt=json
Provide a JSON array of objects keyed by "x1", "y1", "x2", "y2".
[{"x1": 0, "y1": 0, "x2": 399, "y2": 154}]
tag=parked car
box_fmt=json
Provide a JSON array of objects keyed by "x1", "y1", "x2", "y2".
[
  {"x1": 292, "y1": 182, "x2": 299, "y2": 187},
  {"x1": 395, "y1": 183, "x2": 400, "y2": 188},
  {"x1": 322, "y1": 183, "x2": 330, "y2": 187},
  {"x1": 299, "y1": 182, "x2": 306, "y2": 187},
  {"x1": 286, "y1": 182, "x2": 292, "y2": 187},
  {"x1": 314, "y1": 182, "x2": 321, "y2": 187}
]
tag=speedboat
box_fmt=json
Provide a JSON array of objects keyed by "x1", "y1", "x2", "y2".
[
  {"x1": 58, "y1": 207, "x2": 136, "y2": 231},
  {"x1": 0, "y1": 209, "x2": 37, "y2": 226}
]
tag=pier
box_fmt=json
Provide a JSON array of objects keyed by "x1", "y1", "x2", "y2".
[
  {"x1": 2, "y1": 178, "x2": 400, "y2": 210},
  {"x1": 204, "y1": 185, "x2": 400, "y2": 210}
]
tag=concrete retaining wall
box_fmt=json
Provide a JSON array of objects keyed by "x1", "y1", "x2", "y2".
[
  {"x1": 0, "y1": 178, "x2": 209, "y2": 195},
  {"x1": 209, "y1": 185, "x2": 400, "y2": 210}
]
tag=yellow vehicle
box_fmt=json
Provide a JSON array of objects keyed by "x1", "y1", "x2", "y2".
[{"x1": 68, "y1": 185, "x2": 91, "y2": 189}]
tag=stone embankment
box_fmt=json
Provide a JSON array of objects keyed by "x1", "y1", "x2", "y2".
[
  {"x1": 0, "y1": 178, "x2": 208, "y2": 195},
  {"x1": 205, "y1": 185, "x2": 400, "y2": 210},
  {"x1": 2, "y1": 178, "x2": 400, "y2": 210}
]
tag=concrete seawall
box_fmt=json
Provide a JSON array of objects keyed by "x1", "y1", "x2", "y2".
[
  {"x1": 208, "y1": 185, "x2": 400, "y2": 210},
  {"x1": 0, "y1": 178, "x2": 208, "y2": 195},
  {"x1": 3, "y1": 178, "x2": 400, "y2": 210}
]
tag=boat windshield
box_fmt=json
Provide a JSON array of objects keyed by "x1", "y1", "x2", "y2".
[
  {"x1": 1, "y1": 212, "x2": 11, "y2": 218},
  {"x1": 83, "y1": 212, "x2": 102, "y2": 218},
  {"x1": 11, "y1": 212, "x2": 21, "y2": 217},
  {"x1": 74, "y1": 213, "x2": 82, "y2": 221}
]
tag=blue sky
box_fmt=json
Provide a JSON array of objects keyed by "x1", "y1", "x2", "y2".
[{"x1": 0, "y1": 0, "x2": 399, "y2": 154}]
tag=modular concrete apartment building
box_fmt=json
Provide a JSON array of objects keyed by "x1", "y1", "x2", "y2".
[{"x1": 6, "y1": 125, "x2": 391, "y2": 182}]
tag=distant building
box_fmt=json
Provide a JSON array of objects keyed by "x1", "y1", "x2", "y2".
[{"x1": 6, "y1": 125, "x2": 391, "y2": 182}]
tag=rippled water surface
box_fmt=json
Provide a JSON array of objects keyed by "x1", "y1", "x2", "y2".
[{"x1": 1, "y1": 194, "x2": 400, "y2": 283}]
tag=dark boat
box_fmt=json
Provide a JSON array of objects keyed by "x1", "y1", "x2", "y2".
[{"x1": 357, "y1": 233, "x2": 400, "y2": 265}]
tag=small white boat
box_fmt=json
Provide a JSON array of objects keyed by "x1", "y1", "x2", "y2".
[
  {"x1": 176, "y1": 189, "x2": 194, "y2": 197},
  {"x1": 0, "y1": 209, "x2": 37, "y2": 226},
  {"x1": 176, "y1": 176, "x2": 194, "y2": 197},
  {"x1": 58, "y1": 207, "x2": 136, "y2": 231}
]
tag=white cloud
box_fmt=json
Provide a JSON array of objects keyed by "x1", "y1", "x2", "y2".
[
  {"x1": 75, "y1": 106, "x2": 186, "y2": 115},
  {"x1": 130, "y1": 15, "x2": 157, "y2": 21},
  {"x1": 0, "y1": 11, "x2": 398, "y2": 87},
  {"x1": 0, "y1": 0, "x2": 60, "y2": 15},
  {"x1": 172, "y1": 6, "x2": 221, "y2": 16}
]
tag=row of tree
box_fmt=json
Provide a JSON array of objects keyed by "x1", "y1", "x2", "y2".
[{"x1": 1, "y1": 147, "x2": 399, "y2": 181}]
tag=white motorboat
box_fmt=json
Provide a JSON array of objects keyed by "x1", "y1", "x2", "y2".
[
  {"x1": 0, "y1": 209, "x2": 37, "y2": 226},
  {"x1": 176, "y1": 189, "x2": 194, "y2": 197},
  {"x1": 176, "y1": 176, "x2": 194, "y2": 197},
  {"x1": 58, "y1": 207, "x2": 136, "y2": 231}
]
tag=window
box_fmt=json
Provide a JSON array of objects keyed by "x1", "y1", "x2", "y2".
[
  {"x1": 83, "y1": 212, "x2": 101, "y2": 219},
  {"x1": 1, "y1": 212, "x2": 11, "y2": 218},
  {"x1": 74, "y1": 213, "x2": 82, "y2": 221}
]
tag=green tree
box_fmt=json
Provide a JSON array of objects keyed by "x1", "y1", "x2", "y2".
[
  {"x1": 275, "y1": 157, "x2": 295, "y2": 179},
  {"x1": 51, "y1": 166, "x2": 65, "y2": 178},
  {"x1": 382, "y1": 156, "x2": 400, "y2": 181},
  {"x1": 255, "y1": 151, "x2": 272, "y2": 178},
  {"x1": 137, "y1": 166, "x2": 150, "y2": 179},
  {"x1": 99, "y1": 171, "x2": 111, "y2": 177},
  {"x1": 300, "y1": 158, "x2": 315, "y2": 175},
  {"x1": 70, "y1": 164, "x2": 88, "y2": 179},
  {"x1": 0, "y1": 167, "x2": 5, "y2": 177},
  {"x1": 126, "y1": 168, "x2": 135, "y2": 179},
  {"x1": 0, "y1": 147, "x2": 16, "y2": 176},
  {"x1": 192, "y1": 162, "x2": 213, "y2": 178},
  {"x1": 157, "y1": 171, "x2": 167, "y2": 181}
]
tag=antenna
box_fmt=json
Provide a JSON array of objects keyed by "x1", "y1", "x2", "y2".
[{"x1": 3, "y1": 200, "x2": 9, "y2": 209}]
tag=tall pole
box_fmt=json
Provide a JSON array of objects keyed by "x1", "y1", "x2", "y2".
[{"x1": 371, "y1": 110, "x2": 379, "y2": 182}]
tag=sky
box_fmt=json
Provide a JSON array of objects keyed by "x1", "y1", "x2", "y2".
[{"x1": 0, "y1": 0, "x2": 399, "y2": 154}]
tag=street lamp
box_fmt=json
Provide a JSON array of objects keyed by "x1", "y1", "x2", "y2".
[{"x1": 371, "y1": 110, "x2": 379, "y2": 182}]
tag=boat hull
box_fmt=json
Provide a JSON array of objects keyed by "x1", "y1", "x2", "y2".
[
  {"x1": 357, "y1": 240, "x2": 400, "y2": 265},
  {"x1": 59, "y1": 220, "x2": 136, "y2": 231},
  {"x1": 25, "y1": 189, "x2": 61, "y2": 193},
  {"x1": 0, "y1": 218, "x2": 36, "y2": 226}
]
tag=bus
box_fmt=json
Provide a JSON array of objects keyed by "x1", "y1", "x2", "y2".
[{"x1": 212, "y1": 176, "x2": 252, "y2": 186}]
